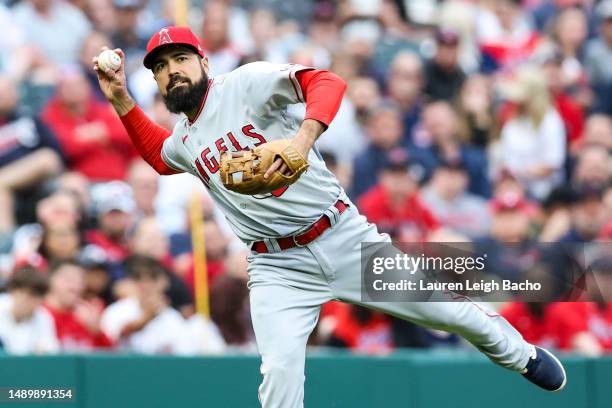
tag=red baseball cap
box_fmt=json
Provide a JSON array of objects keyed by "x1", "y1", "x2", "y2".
[{"x1": 143, "y1": 26, "x2": 205, "y2": 69}]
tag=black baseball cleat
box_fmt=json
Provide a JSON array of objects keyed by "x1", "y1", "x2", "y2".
[{"x1": 521, "y1": 345, "x2": 567, "y2": 392}]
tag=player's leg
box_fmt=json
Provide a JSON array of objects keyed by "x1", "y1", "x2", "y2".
[
  {"x1": 248, "y1": 250, "x2": 333, "y2": 408},
  {"x1": 311, "y1": 206, "x2": 531, "y2": 370}
]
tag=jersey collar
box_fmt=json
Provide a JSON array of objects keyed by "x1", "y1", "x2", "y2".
[{"x1": 187, "y1": 78, "x2": 213, "y2": 126}]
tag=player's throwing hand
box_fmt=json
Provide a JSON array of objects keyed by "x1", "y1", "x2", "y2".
[{"x1": 92, "y1": 47, "x2": 134, "y2": 115}]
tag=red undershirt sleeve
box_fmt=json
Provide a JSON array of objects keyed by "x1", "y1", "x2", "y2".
[
  {"x1": 119, "y1": 105, "x2": 180, "y2": 175},
  {"x1": 295, "y1": 69, "x2": 347, "y2": 127}
]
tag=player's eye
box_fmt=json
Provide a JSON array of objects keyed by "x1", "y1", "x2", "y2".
[
  {"x1": 153, "y1": 63, "x2": 165, "y2": 74},
  {"x1": 177, "y1": 56, "x2": 187, "y2": 62}
]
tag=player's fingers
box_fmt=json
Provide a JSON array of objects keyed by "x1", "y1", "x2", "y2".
[
  {"x1": 264, "y1": 158, "x2": 283, "y2": 179},
  {"x1": 279, "y1": 163, "x2": 291, "y2": 176}
]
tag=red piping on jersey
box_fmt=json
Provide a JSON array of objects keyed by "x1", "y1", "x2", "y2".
[
  {"x1": 289, "y1": 69, "x2": 305, "y2": 103},
  {"x1": 188, "y1": 79, "x2": 214, "y2": 125}
]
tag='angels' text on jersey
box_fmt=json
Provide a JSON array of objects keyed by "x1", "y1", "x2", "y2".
[{"x1": 161, "y1": 62, "x2": 344, "y2": 243}]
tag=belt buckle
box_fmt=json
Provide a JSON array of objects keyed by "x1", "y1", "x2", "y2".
[{"x1": 292, "y1": 233, "x2": 306, "y2": 247}]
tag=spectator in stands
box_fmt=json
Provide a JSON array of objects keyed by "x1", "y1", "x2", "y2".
[
  {"x1": 13, "y1": 0, "x2": 92, "y2": 66},
  {"x1": 421, "y1": 159, "x2": 490, "y2": 238},
  {"x1": 86, "y1": 181, "x2": 135, "y2": 264},
  {"x1": 110, "y1": 0, "x2": 148, "y2": 76},
  {"x1": 476, "y1": 0, "x2": 537, "y2": 71},
  {"x1": 572, "y1": 144, "x2": 610, "y2": 188},
  {"x1": 210, "y1": 268, "x2": 254, "y2": 350},
  {"x1": 351, "y1": 102, "x2": 431, "y2": 199},
  {"x1": 455, "y1": 74, "x2": 496, "y2": 148},
  {"x1": 558, "y1": 184, "x2": 607, "y2": 242},
  {"x1": 498, "y1": 65, "x2": 566, "y2": 200},
  {"x1": 550, "y1": 7, "x2": 592, "y2": 108},
  {"x1": 418, "y1": 100, "x2": 490, "y2": 197},
  {"x1": 324, "y1": 303, "x2": 393, "y2": 354},
  {"x1": 500, "y1": 301, "x2": 602, "y2": 356},
  {"x1": 100, "y1": 255, "x2": 191, "y2": 354},
  {"x1": 41, "y1": 67, "x2": 135, "y2": 182},
  {"x1": 38, "y1": 222, "x2": 81, "y2": 264},
  {"x1": 424, "y1": 29, "x2": 465, "y2": 102},
  {"x1": 585, "y1": 0, "x2": 612, "y2": 101},
  {"x1": 0, "y1": 3, "x2": 29, "y2": 81},
  {"x1": 581, "y1": 113, "x2": 612, "y2": 149},
  {"x1": 386, "y1": 51, "x2": 424, "y2": 139},
  {"x1": 542, "y1": 51, "x2": 585, "y2": 148},
  {"x1": 0, "y1": 77, "x2": 64, "y2": 251},
  {"x1": 490, "y1": 169, "x2": 541, "y2": 222},
  {"x1": 347, "y1": 76, "x2": 381, "y2": 126},
  {"x1": 127, "y1": 160, "x2": 160, "y2": 221},
  {"x1": 201, "y1": 0, "x2": 242, "y2": 76},
  {"x1": 473, "y1": 191, "x2": 535, "y2": 281},
  {"x1": 44, "y1": 260, "x2": 112, "y2": 351},
  {"x1": 359, "y1": 151, "x2": 438, "y2": 242},
  {"x1": 0, "y1": 266, "x2": 58, "y2": 354},
  {"x1": 79, "y1": 244, "x2": 113, "y2": 306},
  {"x1": 79, "y1": 32, "x2": 114, "y2": 102},
  {"x1": 131, "y1": 217, "x2": 193, "y2": 317}
]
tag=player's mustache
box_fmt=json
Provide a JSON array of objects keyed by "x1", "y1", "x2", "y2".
[{"x1": 167, "y1": 76, "x2": 191, "y2": 91}]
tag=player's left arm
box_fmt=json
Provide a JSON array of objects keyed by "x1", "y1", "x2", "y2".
[{"x1": 264, "y1": 69, "x2": 347, "y2": 178}]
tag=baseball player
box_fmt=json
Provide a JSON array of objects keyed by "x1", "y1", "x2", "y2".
[{"x1": 93, "y1": 26, "x2": 566, "y2": 407}]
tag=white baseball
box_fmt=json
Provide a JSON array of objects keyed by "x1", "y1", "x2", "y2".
[{"x1": 97, "y1": 50, "x2": 121, "y2": 72}]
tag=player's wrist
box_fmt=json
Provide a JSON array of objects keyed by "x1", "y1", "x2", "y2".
[
  {"x1": 111, "y1": 94, "x2": 136, "y2": 117},
  {"x1": 293, "y1": 119, "x2": 323, "y2": 157}
]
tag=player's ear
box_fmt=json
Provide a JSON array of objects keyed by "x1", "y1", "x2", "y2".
[{"x1": 200, "y1": 57, "x2": 209, "y2": 75}]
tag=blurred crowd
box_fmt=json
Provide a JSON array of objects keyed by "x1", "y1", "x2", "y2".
[{"x1": 0, "y1": 0, "x2": 610, "y2": 357}]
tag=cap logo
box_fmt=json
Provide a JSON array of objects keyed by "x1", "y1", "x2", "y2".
[{"x1": 158, "y1": 28, "x2": 173, "y2": 45}]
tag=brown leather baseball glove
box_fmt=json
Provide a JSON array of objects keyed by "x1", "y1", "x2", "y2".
[{"x1": 220, "y1": 140, "x2": 309, "y2": 195}]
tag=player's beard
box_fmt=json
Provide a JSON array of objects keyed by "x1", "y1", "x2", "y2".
[{"x1": 163, "y1": 70, "x2": 209, "y2": 115}]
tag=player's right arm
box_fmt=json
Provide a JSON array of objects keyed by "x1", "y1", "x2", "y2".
[{"x1": 92, "y1": 47, "x2": 181, "y2": 175}]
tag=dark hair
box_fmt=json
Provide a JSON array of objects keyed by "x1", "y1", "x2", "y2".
[
  {"x1": 48, "y1": 259, "x2": 83, "y2": 276},
  {"x1": 8, "y1": 267, "x2": 49, "y2": 296},
  {"x1": 124, "y1": 255, "x2": 165, "y2": 280},
  {"x1": 38, "y1": 223, "x2": 82, "y2": 261}
]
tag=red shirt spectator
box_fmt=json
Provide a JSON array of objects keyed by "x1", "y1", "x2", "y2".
[
  {"x1": 44, "y1": 303, "x2": 113, "y2": 350},
  {"x1": 86, "y1": 181, "x2": 136, "y2": 263},
  {"x1": 500, "y1": 302, "x2": 558, "y2": 349},
  {"x1": 360, "y1": 186, "x2": 439, "y2": 241},
  {"x1": 547, "y1": 302, "x2": 612, "y2": 351},
  {"x1": 324, "y1": 302, "x2": 393, "y2": 354},
  {"x1": 502, "y1": 302, "x2": 612, "y2": 352},
  {"x1": 41, "y1": 68, "x2": 136, "y2": 181},
  {"x1": 358, "y1": 150, "x2": 439, "y2": 241},
  {"x1": 553, "y1": 92, "x2": 584, "y2": 146},
  {"x1": 44, "y1": 260, "x2": 113, "y2": 351}
]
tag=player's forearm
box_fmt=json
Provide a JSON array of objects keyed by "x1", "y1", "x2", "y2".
[
  {"x1": 119, "y1": 105, "x2": 178, "y2": 175},
  {"x1": 293, "y1": 119, "x2": 326, "y2": 157},
  {"x1": 110, "y1": 94, "x2": 136, "y2": 117}
]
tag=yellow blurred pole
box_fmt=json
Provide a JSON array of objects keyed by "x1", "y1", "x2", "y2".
[
  {"x1": 189, "y1": 189, "x2": 210, "y2": 318},
  {"x1": 174, "y1": 0, "x2": 189, "y2": 27}
]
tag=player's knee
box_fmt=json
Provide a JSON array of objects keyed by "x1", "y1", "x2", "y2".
[{"x1": 260, "y1": 353, "x2": 305, "y2": 383}]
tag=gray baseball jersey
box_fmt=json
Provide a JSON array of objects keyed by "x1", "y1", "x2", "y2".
[{"x1": 161, "y1": 61, "x2": 342, "y2": 242}]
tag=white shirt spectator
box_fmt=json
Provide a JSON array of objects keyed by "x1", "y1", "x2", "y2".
[
  {"x1": 13, "y1": 0, "x2": 92, "y2": 65},
  {"x1": 500, "y1": 109, "x2": 566, "y2": 200},
  {"x1": 101, "y1": 297, "x2": 187, "y2": 354},
  {"x1": 0, "y1": 294, "x2": 59, "y2": 355},
  {"x1": 0, "y1": 4, "x2": 26, "y2": 76}
]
